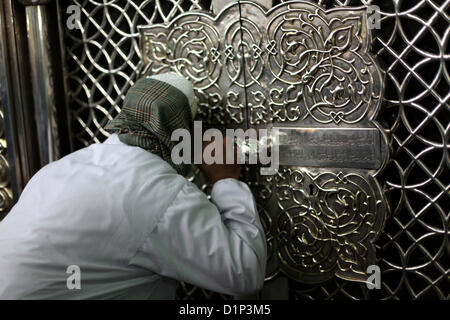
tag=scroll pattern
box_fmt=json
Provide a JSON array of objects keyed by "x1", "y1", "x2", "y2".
[
  {"x1": 140, "y1": 8, "x2": 247, "y2": 126},
  {"x1": 129, "y1": 1, "x2": 388, "y2": 285},
  {"x1": 274, "y1": 168, "x2": 384, "y2": 283},
  {"x1": 240, "y1": 2, "x2": 382, "y2": 125},
  {"x1": 61, "y1": 0, "x2": 449, "y2": 299}
]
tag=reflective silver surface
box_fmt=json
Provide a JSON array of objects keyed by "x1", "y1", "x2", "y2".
[
  {"x1": 0, "y1": 0, "x2": 41, "y2": 203},
  {"x1": 0, "y1": 81, "x2": 13, "y2": 221},
  {"x1": 58, "y1": 0, "x2": 449, "y2": 299},
  {"x1": 0, "y1": 2, "x2": 14, "y2": 218},
  {"x1": 0, "y1": 0, "x2": 70, "y2": 200},
  {"x1": 139, "y1": 3, "x2": 248, "y2": 126},
  {"x1": 26, "y1": 5, "x2": 60, "y2": 165},
  {"x1": 276, "y1": 127, "x2": 382, "y2": 168},
  {"x1": 139, "y1": 0, "x2": 389, "y2": 285}
]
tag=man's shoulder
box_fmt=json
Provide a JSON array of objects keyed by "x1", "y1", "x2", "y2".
[
  {"x1": 64, "y1": 141, "x2": 175, "y2": 173},
  {"x1": 29, "y1": 141, "x2": 182, "y2": 196}
]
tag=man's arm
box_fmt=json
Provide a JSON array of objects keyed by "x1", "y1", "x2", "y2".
[{"x1": 130, "y1": 177, "x2": 267, "y2": 296}]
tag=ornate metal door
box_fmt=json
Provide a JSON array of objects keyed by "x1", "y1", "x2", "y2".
[{"x1": 0, "y1": 0, "x2": 448, "y2": 300}]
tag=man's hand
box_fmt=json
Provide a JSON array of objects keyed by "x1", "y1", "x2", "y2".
[{"x1": 200, "y1": 136, "x2": 241, "y2": 184}]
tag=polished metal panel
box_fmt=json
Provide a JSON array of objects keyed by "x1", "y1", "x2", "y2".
[
  {"x1": 16, "y1": 0, "x2": 54, "y2": 5},
  {"x1": 0, "y1": 90, "x2": 13, "y2": 220},
  {"x1": 26, "y1": 5, "x2": 61, "y2": 165},
  {"x1": 0, "y1": 0, "x2": 70, "y2": 201},
  {"x1": 0, "y1": 0, "x2": 42, "y2": 203},
  {"x1": 139, "y1": 0, "x2": 389, "y2": 285},
  {"x1": 239, "y1": 1, "x2": 383, "y2": 128},
  {"x1": 139, "y1": 3, "x2": 248, "y2": 127},
  {"x1": 0, "y1": 2, "x2": 14, "y2": 218},
  {"x1": 59, "y1": 0, "x2": 449, "y2": 299},
  {"x1": 211, "y1": 0, "x2": 257, "y2": 14},
  {"x1": 269, "y1": 167, "x2": 386, "y2": 284}
]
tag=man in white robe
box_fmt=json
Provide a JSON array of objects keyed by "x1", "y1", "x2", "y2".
[{"x1": 0, "y1": 73, "x2": 267, "y2": 299}]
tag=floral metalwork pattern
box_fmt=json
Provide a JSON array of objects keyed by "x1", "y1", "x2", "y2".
[
  {"x1": 274, "y1": 168, "x2": 385, "y2": 283},
  {"x1": 0, "y1": 95, "x2": 13, "y2": 220},
  {"x1": 139, "y1": 5, "x2": 247, "y2": 126},
  {"x1": 61, "y1": 0, "x2": 449, "y2": 299},
  {"x1": 239, "y1": 1, "x2": 382, "y2": 126}
]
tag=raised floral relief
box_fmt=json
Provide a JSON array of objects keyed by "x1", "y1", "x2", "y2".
[{"x1": 139, "y1": 1, "x2": 387, "y2": 284}]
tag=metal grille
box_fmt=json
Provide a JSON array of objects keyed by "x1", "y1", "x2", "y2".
[
  {"x1": 63, "y1": 0, "x2": 211, "y2": 146},
  {"x1": 61, "y1": 0, "x2": 449, "y2": 299}
]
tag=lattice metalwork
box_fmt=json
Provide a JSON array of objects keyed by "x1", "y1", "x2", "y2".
[
  {"x1": 61, "y1": 0, "x2": 449, "y2": 299},
  {"x1": 288, "y1": 0, "x2": 450, "y2": 300},
  {"x1": 63, "y1": 0, "x2": 211, "y2": 146}
]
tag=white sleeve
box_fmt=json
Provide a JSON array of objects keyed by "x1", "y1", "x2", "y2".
[{"x1": 131, "y1": 178, "x2": 267, "y2": 296}]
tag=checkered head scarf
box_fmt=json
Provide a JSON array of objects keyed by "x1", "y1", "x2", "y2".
[{"x1": 104, "y1": 72, "x2": 197, "y2": 175}]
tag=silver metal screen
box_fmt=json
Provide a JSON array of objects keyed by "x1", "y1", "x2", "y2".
[{"x1": 60, "y1": 0, "x2": 449, "y2": 299}]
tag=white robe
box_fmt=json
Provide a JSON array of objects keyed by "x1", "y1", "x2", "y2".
[{"x1": 0, "y1": 134, "x2": 267, "y2": 299}]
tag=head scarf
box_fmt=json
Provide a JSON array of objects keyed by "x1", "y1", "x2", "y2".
[{"x1": 104, "y1": 75, "x2": 194, "y2": 175}]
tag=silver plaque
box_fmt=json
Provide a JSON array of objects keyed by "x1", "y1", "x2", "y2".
[{"x1": 277, "y1": 127, "x2": 381, "y2": 169}]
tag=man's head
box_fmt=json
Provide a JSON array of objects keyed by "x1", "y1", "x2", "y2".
[
  {"x1": 148, "y1": 72, "x2": 197, "y2": 119},
  {"x1": 104, "y1": 72, "x2": 196, "y2": 175}
]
